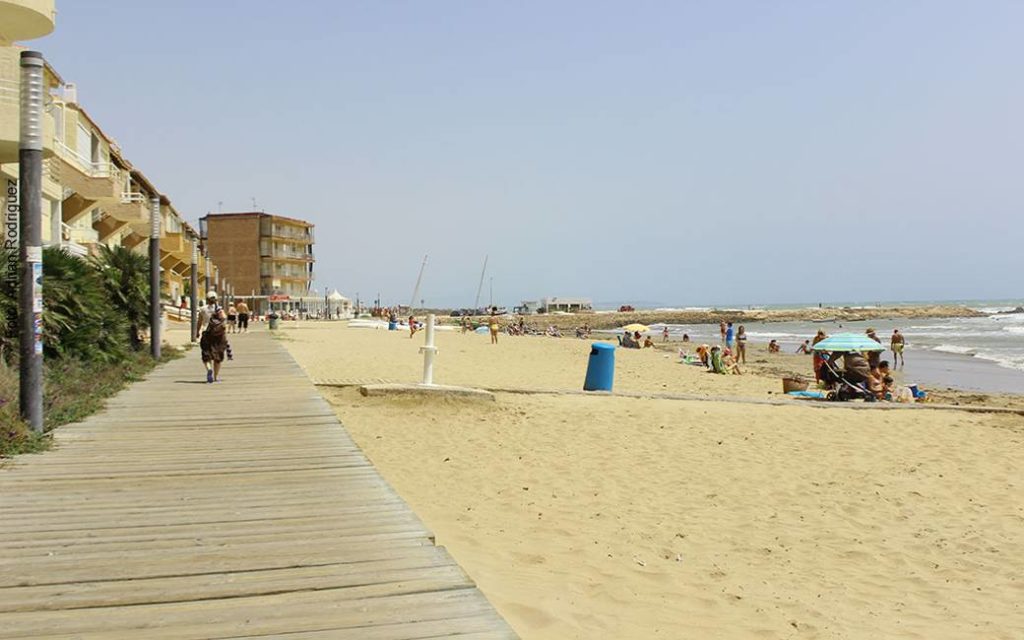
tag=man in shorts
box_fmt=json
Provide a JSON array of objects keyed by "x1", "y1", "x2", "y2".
[
  {"x1": 891, "y1": 329, "x2": 905, "y2": 367},
  {"x1": 235, "y1": 299, "x2": 250, "y2": 333}
]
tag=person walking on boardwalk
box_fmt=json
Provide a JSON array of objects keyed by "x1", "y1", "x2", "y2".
[
  {"x1": 198, "y1": 292, "x2": 228, "y2": 383},
  {"x1": 236, "y1": 299, "x2": 250, "y2": 333},
  {"x1": 891, "y1": 329, "x2": 906, "y2": 367}
]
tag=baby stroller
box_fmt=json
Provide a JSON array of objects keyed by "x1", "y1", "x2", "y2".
[{"x1": 819, "y1": 354, "x2": 875, "y2": 402}]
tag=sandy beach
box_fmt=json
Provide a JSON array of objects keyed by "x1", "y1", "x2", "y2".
[{"x1": 281, "y1": 321, "x2": 1024, "y2": 639}]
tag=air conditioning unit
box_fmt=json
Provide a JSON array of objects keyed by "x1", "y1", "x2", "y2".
[{"x1": 64, "y1": 83, "x2": 78, "y2": 104}]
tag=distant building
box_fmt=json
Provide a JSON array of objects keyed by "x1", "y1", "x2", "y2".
[
  {"x1": 539, "y1": 297, "x2": 592, "y2": 313},
  {"x1": 200, "y1": 212, "x2": 314, "y2": 307}
]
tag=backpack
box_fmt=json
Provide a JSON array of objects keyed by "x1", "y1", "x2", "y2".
[{"x1": 205, "y1": 305, "x2": 226, "y2": 338}]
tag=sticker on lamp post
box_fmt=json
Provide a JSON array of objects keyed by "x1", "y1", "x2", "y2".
[{"x1": 30, "y1": 252, "x2": 42, "y2": 353}]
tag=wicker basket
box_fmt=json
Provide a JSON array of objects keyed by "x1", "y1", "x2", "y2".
[{"x1": 782, "y1": 377, "x2": 809, "y2": 393}]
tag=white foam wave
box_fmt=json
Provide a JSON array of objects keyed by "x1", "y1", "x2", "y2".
[
  {"x1": 976, "y1": 306, "x2": 1021, "y2": 314},
  {"x1": 745, "y1": 332, "x2": 806, "y2": 340},
  {"x1": 908, "y1": 325, "x2": 957, "y2": 330},
  {"x1": 1002, "y1": 326, "x2": 1024, "y2": 335},
  {"x1": 972, "y1": 352, "x2": 1024, "y2": 372},
  {"x1": 932, "y1": 344, "x2": 976, "y2": 355}
]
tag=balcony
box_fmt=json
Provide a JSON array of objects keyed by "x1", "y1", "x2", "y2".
[
  {"x1": 0, "y1": 1, "x2": 57, "y2": 43},
  {"x1": 260, "y1": 220, "x2": 314, "y2": 242},
  {"x1": 61, "y1": 221, "x2": 97, "y2": 256},
  {"x1": 260, "y1": 246, "x2": 314, "y2": 262},
  {"x1": 53, "y1": 139, "x2": 118, "y2": 200}
]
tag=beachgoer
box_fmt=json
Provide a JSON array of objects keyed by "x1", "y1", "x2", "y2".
[
  {"x1": 662, "y1": 326, "x2": 669, "y2": 342},
  {"x1": 198, "y1": 292, "x2": 228, "y2": 383},
  {"x1": 489, "y1": 308, "x2": 500, "y2": 344},
  {"x1": 643, "y1": 336, "x2": 654, "y2": 348},
  {"x1": 235, "y1": 300, "x2": 250, "y2": 332},
  {"x1": 696, "y1": 344, "x2": 711, "y2": 368},
  {"x1": 719, "y1": 321, "x2": 727, "y2": 344},
  {"x1": 409, "y1": 315, "x2": 418, "y2": 338},
  {"x1": 875, "y1": 360, "x2": 893, "y2": 398},
  {"x1": 796, "y1": 340, "x2": 811, "y2": 354},
  {"x1": 682, "y1": 333, "x2": 690, "y2": 343},
  {"x1": 722, "y1": 349, "x2": 742, "y2": 375},
  {"x1": 839, "y1": 351, "x2": 871, "y2": 385},
  {"x1": 811, "y1": 330, "x2": 827, "y2": 381},
  {"x1": 725, "y1": 322, "x2": 734, "y2": 350},
  {"x1": 866, "y1": 328, "x2": 882, "y2": 368},
  {"x1": 710, "y1": 345, "x2": 725, "y2": 374},
  {"x1": 227, "y1": 303, "x2": 238, "y2": 334},
  {"x1": 735, "y1": 325, "x2": 747, "y2": 363},
  {"x1": 891, "y1": 329, "x2": 905, "y2": 367},
  {"x1": 768, "y1": 339, "x2": 781, "y2": 354}
]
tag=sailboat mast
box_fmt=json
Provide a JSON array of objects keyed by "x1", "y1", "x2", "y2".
[
  {"x1": 409, "y1": 255, "x2": 428, "y2": 312},
  {"x1": 474, "y1": 255, "x2": 488, "y2": 310}
]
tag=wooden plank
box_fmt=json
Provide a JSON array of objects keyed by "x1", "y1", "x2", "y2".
[{"x1": 0, "y1": 329, "x2": 516, "y2": 638}]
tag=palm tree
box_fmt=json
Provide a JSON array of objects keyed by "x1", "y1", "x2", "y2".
[
  {"x1": 43, "y1": 247, "x2": 126, "y2": 362},
  {"x1": 91, "y1": 245, "x2": 150, "y2": 350}
]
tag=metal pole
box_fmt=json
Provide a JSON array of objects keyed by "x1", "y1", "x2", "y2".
[
  {"x1": 190, "y1": 240, "x2": 198, "y2": 342},
  {"x1": 18, "y1": 51, "x2": 44, "y2": 432},
  {"x1": 204, "y1": 250, "x2": 210, "y2": 296},
  {"x1": 409, "y1": 254, "x2": 428, "y2": 313},
  {"x1": 149, "y1": 196, "x2": 161, "y2": 359},
  {"x1": 419, "y1": 314, "x2": 437, "y2": 386}
]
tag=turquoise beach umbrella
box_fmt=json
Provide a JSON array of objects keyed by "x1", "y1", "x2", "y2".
[{"x1": 812, "y1": 332, "x2": 886, "y2": 352}]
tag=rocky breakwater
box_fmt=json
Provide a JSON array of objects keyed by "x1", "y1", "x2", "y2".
[{"x1": 499, "y1": 304, "x2": 986, "y2": 331}]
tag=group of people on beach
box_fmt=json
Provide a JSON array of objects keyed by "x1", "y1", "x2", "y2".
[{"x1": 620, "y1": 330, "x2": 655, "y2": 349}]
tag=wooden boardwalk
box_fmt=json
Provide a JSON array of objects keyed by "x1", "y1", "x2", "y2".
[{"x1": 0, "y1": 330, "x2": 516, "y2": 639}]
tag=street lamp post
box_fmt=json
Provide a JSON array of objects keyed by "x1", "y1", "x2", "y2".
[
  {"x1": 190, "y1": 240, "x2": 199, "y2": 342},
  {"x1": 18, "y1": 51, "x2": 44, "y2": 432},
  {"x1": 149, "y1": 196, "x2": 161, "y2": 359}
]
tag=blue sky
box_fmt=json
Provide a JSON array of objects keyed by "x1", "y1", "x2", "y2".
[{"x1": 36, "y1": 1, "x2": 1023, "y2": 307}]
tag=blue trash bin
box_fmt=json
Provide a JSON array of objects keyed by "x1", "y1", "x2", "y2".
[
  {"x1": 388, "y1": 321, "x2": 397, "y2": 330},
  {"x1": 584, "y1": 342, "x2": 616, "y2": 391}
]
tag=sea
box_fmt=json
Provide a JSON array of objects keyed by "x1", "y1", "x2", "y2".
[{"x1": 612, "y1": 300, "x2": 1024, "y2": 395}]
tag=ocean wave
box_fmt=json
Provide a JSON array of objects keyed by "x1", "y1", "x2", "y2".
[
  {"x1": 976, "y1": 306, "x2": 1022, "y2": 314},
  {"x1": 745, "y1": 332, "x2": 807, "y2": 340},
  {"x1": 1002, "y1": 326, "x2": 1024, "y2": 335},
  {"x1": 932, "y1": 344, "x2": 976, "y2": 355},
  {"x1": 972, "y1": 352, "x2": 1024, "y2": 372},
  {"x1": 907, "y1": 325, "x2": 957, "y2": 330}
]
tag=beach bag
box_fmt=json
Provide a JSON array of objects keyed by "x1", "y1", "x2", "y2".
[{"x1": 204, "y1": 305, "x2": 226, "y2": 338}]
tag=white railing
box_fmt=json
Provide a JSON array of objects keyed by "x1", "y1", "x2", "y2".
[
  {"x1": 121, "y1": 191, "x2": 147, "y2": 204},
  {"x1": 62, "y1": 222, "x2": 99, "y2": 244},
  {"x1": 54, "y1": 139, "x2": 111, "y2": 178}
]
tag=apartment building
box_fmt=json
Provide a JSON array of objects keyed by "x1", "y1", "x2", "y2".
[
  {"x1": 1, "y1": 0, "x2": 220, "y2": 309},
  {"x1": 200, "y1": 212, "x2": 315, "y2": 305}
]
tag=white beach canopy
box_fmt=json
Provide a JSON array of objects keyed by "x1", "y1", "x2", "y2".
[{"x1": 327, "y1": 290, "x2": 349, "y2": 302}]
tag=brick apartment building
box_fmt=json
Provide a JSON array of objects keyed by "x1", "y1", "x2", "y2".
[{"x1": 200, "y1": 212, "x2": 315, "y2": 306}]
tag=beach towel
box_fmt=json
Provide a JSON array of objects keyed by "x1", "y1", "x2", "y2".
[{"x1": 787, "y1": 390, "x2": 827, "y2": 399}]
